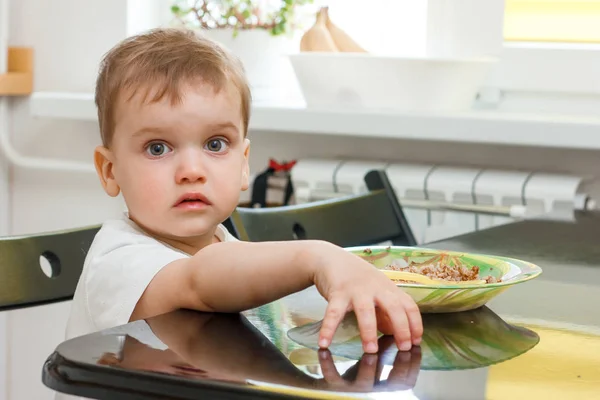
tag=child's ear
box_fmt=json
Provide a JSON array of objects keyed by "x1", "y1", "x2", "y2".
[
  {"x1": 241, "y1": 138, "x2": 251, "y2": 191},
  {"x1": 94, "y1": 146, "x2": 121, "y2": 197}
]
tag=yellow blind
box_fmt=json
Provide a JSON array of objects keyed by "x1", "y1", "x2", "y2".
[{"x1": 505, "y1": 0, "x2": 600, "y2": 43}]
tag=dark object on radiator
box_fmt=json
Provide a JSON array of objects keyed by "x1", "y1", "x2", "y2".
[{"x1": 250, "y1": 159, "x2": 297, "y2": 208}]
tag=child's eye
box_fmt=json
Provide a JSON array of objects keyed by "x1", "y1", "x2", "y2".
[
  {"x1": 146, "y1": 142, "x2": 172, "y2": 157},
  {"x1": 205, "y1": 139, "x2": 228, "y2": 153}
]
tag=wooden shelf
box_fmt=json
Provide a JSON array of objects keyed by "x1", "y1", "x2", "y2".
[{"x1": 0, "y1": 47, "x2": 33, "y2": 96}]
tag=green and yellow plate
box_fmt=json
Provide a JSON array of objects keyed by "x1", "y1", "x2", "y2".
[{"x1": 347, "y1": 246, "x2": 543, "y2": 313}]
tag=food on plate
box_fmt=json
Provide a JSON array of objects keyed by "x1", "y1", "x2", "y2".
[
  {"x1": 348, "y1": 246, "x2": 540, "y2": 313},
  {"x1": 381, "y1": 260, "x2": 502, "y2": 285}
]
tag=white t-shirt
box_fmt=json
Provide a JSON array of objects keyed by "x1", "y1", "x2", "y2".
[{"x1": 65, "y1": 214, "x2": 237, "y2": 340}]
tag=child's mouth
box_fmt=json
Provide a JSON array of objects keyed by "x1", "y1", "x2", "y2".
[
  {"x1": 175, "y1": 199, "x2": 209, "y2": 210},
  {"x1": 174, "y1": 193, "x2": 212, "y2": 209}
]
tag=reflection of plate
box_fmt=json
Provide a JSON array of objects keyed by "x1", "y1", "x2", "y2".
[
  {"x1": 347, "y1": 246, "x2": 542, "y2": 313},
  {"x1": 287, "y1": 307, "x2": 540, "y2": 370}
]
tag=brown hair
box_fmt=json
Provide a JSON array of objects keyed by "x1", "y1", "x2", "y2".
[{"x1": 95, "y1": 28, "x2": 251, "y2": 147}]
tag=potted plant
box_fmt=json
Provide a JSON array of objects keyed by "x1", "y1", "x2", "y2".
[
  {"x1": 170, "y1": 0, "x2": 313, "y2": 101},
  {"x1": 170, "y1": 0, "x2": 313, "y2": 37}
]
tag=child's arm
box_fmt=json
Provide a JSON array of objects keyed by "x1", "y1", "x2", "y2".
[{"x1": 131, "y1": 240, "x2": 422, "y2": 353}]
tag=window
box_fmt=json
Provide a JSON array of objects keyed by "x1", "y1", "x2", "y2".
[
  {"x1": 493, "y1": 0, "x2": 600, "y2": 100},
  {"x1": 504, "y1": 0, "x2": 600, "y2": 43},
  {"x1": 146, "y1": 1, "x2": 600, "y2": 101}
]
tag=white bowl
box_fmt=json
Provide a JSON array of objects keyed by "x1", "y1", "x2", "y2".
[{"x1": 288, "y1": 53, "x2": 497, "y2": 112}]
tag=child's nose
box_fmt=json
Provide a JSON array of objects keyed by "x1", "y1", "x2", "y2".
[{"x1": 175, "y1": 151, "x2": 207, "y2": 184}]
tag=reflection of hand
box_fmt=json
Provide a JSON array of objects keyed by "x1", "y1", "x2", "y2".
[{"x1": 315, "y1": 336, "x2": 422, "y2": 393}]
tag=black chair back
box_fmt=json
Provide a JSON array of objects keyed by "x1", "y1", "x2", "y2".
[
  {"x1": 0, "y1": 225, "x2": 100, "y2": 311},
  {"x1": 230, "y1": 170, "x2": 416, "y2": 247}
]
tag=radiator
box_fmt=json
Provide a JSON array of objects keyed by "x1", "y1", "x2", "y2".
[{"x1": 289, "y1": 159, "x2": 597, "y2": 245}]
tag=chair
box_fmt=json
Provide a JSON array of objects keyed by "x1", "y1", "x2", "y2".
[
  {"x1": 0, "y1": 225, "x2": 100, "y2": 311},
  {"x1": 230, "y1": 170, "x2": 417, "y2": 247}
]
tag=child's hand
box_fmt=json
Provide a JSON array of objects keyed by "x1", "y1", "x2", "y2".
[{"x1": 308, "y1": 242, "x2": 423, "y2": 354}]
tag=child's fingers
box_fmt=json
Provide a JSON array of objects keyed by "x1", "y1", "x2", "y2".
[
  {"x1": 393, "y1": 291, "x2": 423, "y2": 344},
  {"x1": 352, "y1": 297, "x2": 379, "y2": 353},
  {"x1": 380, "y1": 293, "x2": 413, "y2": 351},
  {"x1": 319, "y1": 296, "x2": 349, "y2": 349},
  {"x1": 404, "y1": 295, "x2": 423, "y2": 345}
]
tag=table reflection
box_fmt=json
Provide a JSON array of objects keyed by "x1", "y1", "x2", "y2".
[{"x1": 95, "y1": 304, "x2": 539, "y2": 397}]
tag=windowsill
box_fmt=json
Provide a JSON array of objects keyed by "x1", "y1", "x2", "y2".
[{"x1": 29, "y1": 91, "x2": 600, "y2": 151}]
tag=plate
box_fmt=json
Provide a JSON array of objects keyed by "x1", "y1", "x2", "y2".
[
  {"x1": 287, "y1": 306, "x2": 540, "y2": 370},
  {"x1": 347, "y1": 246, "x2": 542, "y2": 313}
]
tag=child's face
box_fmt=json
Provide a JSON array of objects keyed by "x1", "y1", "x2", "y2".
[{"x1": 96, "y1": 81, "x2": 249, "y2": 246}]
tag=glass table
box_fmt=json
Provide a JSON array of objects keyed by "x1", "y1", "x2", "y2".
[{"x1": 43, "y1": 212, "x2": 600, "y2": 399}]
